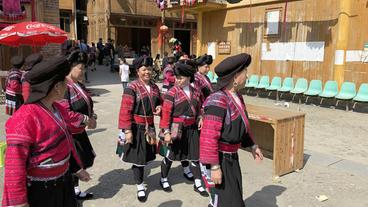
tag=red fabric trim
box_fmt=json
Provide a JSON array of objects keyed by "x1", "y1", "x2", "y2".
[
  {"x1": 218, "y1": 142, "x2": 241, "y2": 153},
  {"x1": 173, "y1": 117, "x2": 196, "y2": 126},
  {"x1": 133, "y1": 115, "x2": 154, "y2": 125}
]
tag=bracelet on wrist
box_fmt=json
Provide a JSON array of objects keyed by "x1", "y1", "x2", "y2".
[
  {"x1": 211, "y1": 164, "x2": 221, "y2": 170},
  {"x1": 251, "y1": 144, "x2": 258, "y2": 150}
]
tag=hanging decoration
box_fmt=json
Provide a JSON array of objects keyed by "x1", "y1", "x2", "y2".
[
  {"x1": 156, "y1": 0, "x2": 166, "y2": 10},
  {"x1": 0, "y1": 0, "x2": 26, "y2": 21}
]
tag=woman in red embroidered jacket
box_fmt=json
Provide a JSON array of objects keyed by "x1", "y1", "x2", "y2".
[
  {"x1": 59, "y1": 50, "x2": 97, "y2": 200},
  {"x1": 21, "y1": 53, "x2": 43, "y2": 103},
  {"x1": 194, "y1": 54, "x2": 214, "y2": 102},
  {"x1": 2, "y1": 56, "x2": 91, "y2": 207},
  {"x1": 159, "y1": 59, "x2": 209, "y2": 197},
  {"x1": 118, "y1": 56, "x2": 162, "y2": 202},
  {"x1": 200, "y1": 53, "x2": 264, "y2": 207},
  {"x1": 5, "y1": 56, "x2": 24, "y2": 115},
  {"x1": 161, "y1": 56, "x2": 176, "y2": 94}
]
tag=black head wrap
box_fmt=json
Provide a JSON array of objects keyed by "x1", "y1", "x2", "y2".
[
  {"x1": 10, "y1": 56, "x2": 25, "y2": 69},
  {"x1": 173, "y1": 59, "x2": 197, "y2": 83},
  {"x1": 67, "y1": 50, "x2": 88, "y2": 66},
  {"x1": 133, "y1": 56, "x2": 153, "y2": 70},
  {"x1": 214, "y1": 53, "x2": 251, "y2": 90},
  {"x1": 196, "y1": 54, "x2": 213, "y2": 66},
  {"x1": 25, "y1": 56, "x2": 71, "y2": 103},
  {"x1": 24, "y1": 53, "x2": 43, "y2": 71}
]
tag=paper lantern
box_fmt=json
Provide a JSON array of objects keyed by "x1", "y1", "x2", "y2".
[{"x1": 160, "y1": 25, "x2": 169, "y2": 33}]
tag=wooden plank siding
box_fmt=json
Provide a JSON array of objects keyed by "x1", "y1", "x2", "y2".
[{"x1": 197, "y1": 0, "x2": 368, "y2": 88}]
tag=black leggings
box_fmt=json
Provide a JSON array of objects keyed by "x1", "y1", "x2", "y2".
[
  {"x1": 161, "y1": 157, "x2": 201, "y2": 179},
  {"x1": 132, "y1": 165, "x2": 144, "y2": 184}
]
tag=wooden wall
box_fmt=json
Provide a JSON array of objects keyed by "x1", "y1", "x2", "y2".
[{"x1": 200, "y1": 0, "x2": 368, "y2": 87}]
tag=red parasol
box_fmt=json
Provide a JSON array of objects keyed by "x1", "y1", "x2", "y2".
[{"x1": 0, "y1": 21, "x2": 67, "y2": 47}]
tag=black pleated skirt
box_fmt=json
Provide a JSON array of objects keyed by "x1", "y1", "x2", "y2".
[
  {"x1": 73, "y1": 130, "x2": 96, "y2": 169},
  {"x1": 213, "y1": 152, "x2": 245, "y2": 207},
  {"x1": 27, "y1": 172, "x2": 77, "y2": 207},
  {"x1": 123, "y1": 124, "x2": 156, "y2": 166},
  {"x1": 166, "y1": 125, "x2": 199, "y2": 162}
]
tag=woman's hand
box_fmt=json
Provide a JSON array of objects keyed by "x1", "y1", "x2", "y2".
[
  {"x1": 164, "y1": 133, "x2": 172, "y2": 144},
  {"x1": 75, "y1": 169, "x2": 91, "y2": 182},
  {"x1": 211, "y1": 168, "x2": 222, "y2": 185},
  {"x1": 125, "y1": 131, "x2": 133, "y2": 144},
  {"x1": 198, "y1": 117, "x2": 203, "y2": 130},
  {"x1": 251, "y1": 145, "x2": 264, "y2": 164},
  {"x1": 87, "y1": 117, "x2": 97, "y2": 129},
  {"x1": 153, "y1": 106, "x2": 162, "y2": 116}
]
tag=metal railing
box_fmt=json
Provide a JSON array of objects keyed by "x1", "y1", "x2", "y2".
[{"x1": 166, "y1": 0, "x2": 227, "y2": 8}]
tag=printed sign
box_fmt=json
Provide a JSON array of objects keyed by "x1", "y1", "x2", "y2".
[{"x1": 218, "y1": 41, "x2": 231, "y2": 54}]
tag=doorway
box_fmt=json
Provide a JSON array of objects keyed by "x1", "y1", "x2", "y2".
[{"x1": 174, "y1": 30, "x2": 191, "y2": 55}]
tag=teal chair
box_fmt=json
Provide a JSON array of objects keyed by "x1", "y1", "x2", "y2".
[
  {"x1": 212, "y1": 74, "x2": 218, "y2": 84},
  {"x1": 255, "y1": 76, "x2": 270, "y2": 89},
  {"x1": 278, "y1": 77, "x2": 294, "y2": 92},
  {"x1": 335, "y1": 82, "x2": 356, "y2": 110},
  {"x1": 291, "y1": 78, "x2": 308, "y2": 94},
  {"x1": 244, "y1": 75, "x2": 259, "y2": 88},
  {"x1": 335, "y1": 82, "x2": 356, "y2": 100},
  {"x1": 353, "y1": 83, "x2": 368, "y2": 102},
  {"x1": 266, "y1": 77, "x2": 282, "y2": 91},
  {"x1": 319, "y1": 81, "x2": 338, "y2": 98},
  {"x1": 207, "y1": 71, "x2": 214, "y2": 81},
  {"x1": 304, "y1": 80, "x2": 323, "y2": 104},
  {"x1": 304, "y1": 80, "x2": 323, "y2": 96}
]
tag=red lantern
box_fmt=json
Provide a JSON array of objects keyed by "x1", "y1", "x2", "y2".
[{"x1": 160, "y1": 25, "x2": 169, "y2": 34}]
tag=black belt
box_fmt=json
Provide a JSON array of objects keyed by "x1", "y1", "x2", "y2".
[{"x1": 219, "y1": 151, "x2": 238, "y2": 160}]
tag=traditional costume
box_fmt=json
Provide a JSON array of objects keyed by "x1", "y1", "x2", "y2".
[
  {"x1": 5, "y1": 56, "x2": 24, "y2": 115},
  {"x1": 159, "y1": 60, "x2": 209, "y2": 197},
  {"x1": 194, "y1": 54, "x2": 214, "y2": 102},
  {"x1": 200, "y1": 53, "x2": 257, "y2": 207},
  {"x1": 162, "y1": 56, "x2": 176, "y2": 93},
  {"x1": 59, "y1": 50, "x2": 95, "y2": 200},
  {"x1": 117, "y1": 56, "x2": 162, "y2": 202},
  {"x1": 2, "y1": 56, "x2": 83, "y2": 207}
]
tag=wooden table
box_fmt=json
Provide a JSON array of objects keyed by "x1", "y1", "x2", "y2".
[{"x1": 246, "y1": 104, "x2": 305, "y2": 178}]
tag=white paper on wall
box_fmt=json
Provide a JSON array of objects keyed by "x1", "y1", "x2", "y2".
[
  {"x1": 334, "y1": 50, "x2": 345, "y2": 65},
  {"x1": 207, "y1": 42, "x2": 216, "y2": 59},
  {"x1": 346, "y1": 50, "x2": 368, "y2": 63},
  {"x1": 261, "y1": 41, "x2": 325, "y2": 62}
]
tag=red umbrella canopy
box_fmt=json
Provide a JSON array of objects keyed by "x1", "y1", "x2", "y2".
[{"x1": 0, "y1": 21, "x2": 68, "y2": 47}]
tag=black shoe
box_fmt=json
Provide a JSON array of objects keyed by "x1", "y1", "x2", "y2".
[
  {"x1": 137, "y1": 189, "x2": 147, "y2": 202},
  {"x1": 160, "y1": 180, "x2": 172, "y2": 192},
  {"x1": 183, "y1": 172, "x2": 194, "y2": 181},
  {"x1": 194, "y1": 185, "x2": 209, "y2": 197},
  {"x1": 75, "y1": 192, "x2": 94, "y2": 200}
]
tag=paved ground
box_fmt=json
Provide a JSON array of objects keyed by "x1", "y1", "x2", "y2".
[{"x1": 1, "y1": 65, "x2": 368, "y2": 207}]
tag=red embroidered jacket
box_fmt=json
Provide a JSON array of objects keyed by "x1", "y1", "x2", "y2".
[
  {"x1": 119, "y1": 80, "x2": 162, "y2": 129},
  {"x1": 199, "y1": 90, "x2": 255, "y2": 165},
  {"x1": 160, "y1": 85, "x2": 202, "y2": 129},
  {"x1": 193, "y1": 72, "x2": 213, "y2": 103},
  {"x1": 5, "y1": 69, "x2": 23, "y2": 96},
  {"x1": 2, "y1": 103, "x2": 83, "y2": 207},
  {"x1": 162, "y1": 65, "x2": 175, "y2": 90}
]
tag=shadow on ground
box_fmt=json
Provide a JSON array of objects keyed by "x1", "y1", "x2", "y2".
[
  {"x1": 86, "y1": 88, "x2": 110, "y2": 97},
  {"x1": 86, "y1": 128, "x2": 107, "y2": 136},
  {"x1": 158, "y1": 200, "x2": 183, "y2": 207},
  {"x1": 244, "y1": 185, "x2": 286, "y2": 207}
]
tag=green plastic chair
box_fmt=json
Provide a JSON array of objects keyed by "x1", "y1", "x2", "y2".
[
  {"x1": 212, "y1": 74, "x2": 218, "y2": 84},
  {"x1": 304, "y1": 80, "x2": 323, "y2": 96},
  {"x1": 335, "y1": 82, "x2": 356, "y2": 100},
  {"x1": 266, "y1": 76, "x2": 282, "y2": 91},
  {"x1": 244, "y1": 75, "x2": 259, "y2": 88},
  {"x1": 278, "y1": 77, "x2": 294, "y2": 92},
  {"x1": 353, "y1": 83, "x2": 368, "y2": 102},
  {"x1": 207, "y1": 71, "x2": 214, "y2": 81},
  {"x1": 255, "y1": 76, "x2": 270, "y2": 89},
  {"x1": 291, "y1": 78, "x2": 308, "y2": 94},
  {"x1": 319, "y1": 81, "x2": 338, "y2": 98}
]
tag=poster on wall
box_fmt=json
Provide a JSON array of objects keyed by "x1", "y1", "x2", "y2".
[
  {"x1": 218, "y1": 41, "x2": 231, "y2": 54},
  {"x1": 265, "y1": 10, "x2": 281, "y2": 36},
  {"x1": 207, "y1": 42, "x2": 216, "y2": 59},
  {"x1": 261, "y1": 41, "x2": 325, "y2": 62}
]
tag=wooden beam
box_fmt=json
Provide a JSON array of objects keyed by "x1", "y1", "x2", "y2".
[
  {"x1": 333, "y1": 0, "x2": 352, "y2": 88},
  {"x1": 196, "y1": 11, "x2": 203, "y2": 56}
]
